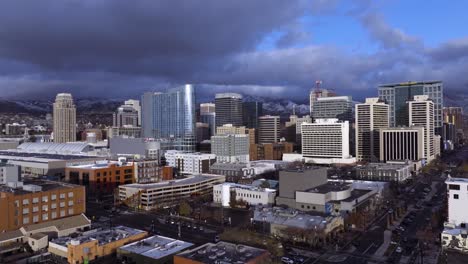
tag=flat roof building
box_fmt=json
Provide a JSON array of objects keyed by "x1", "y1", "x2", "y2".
[
  {"x1": 355, "y1": 163, "x2": 413, "y2": 182},
  {"x1": 118, "y1": 235, "x2": 193, "y2": 264},
  {"x1": 213, "y1": 182, "x2": 276, "y2": 207},
  {"x1": 174, "y1": 241, "x2": 270, "y2": 264},
  {"x1": 165, "y1": 151, "x2": 216, "y2": 174}
]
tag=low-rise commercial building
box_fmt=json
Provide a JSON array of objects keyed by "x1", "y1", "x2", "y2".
[
  {"x1": 174, "y1": 241, "x2": 270, "y2": 264},
  {"x1": 0, "y1": 214, "x2": 91, "y2": 253},
  {"x1": 117, "y1": 235, "x2": 193, "y2": 264},
  {"x1": 213, "y1": 183, "x2": 276, "y2": 207},
  {"x1": 165, "y1": 151, "x2": 216, "y2": 174},
  {"x1": 118, "y1": 174, "x2": 225, "y2": 210},
  {"x1": 209, "y1": 162, "x2": 255, "y2": 182},
  {"x1": 253, "y1": 207, "x2": 344, "y2": 244},
  {"x1": 65, "y1": 158, "x2": 135, "y2": 192},
  {"x1": 355, "y1": 162, "x2": 413, "y2": 182},
  {"x1": 0, "y1": 180, "x2": 86, "y2": 232},
  {"x1": 442, "y1": 178, "x2": 468, "y2": 253},
  {"x1": 250, "y1": 142, "x2": 293, "y2": 161},
  {"x1": 48, "y1": 226, "x2": 147, "y2": 264}
]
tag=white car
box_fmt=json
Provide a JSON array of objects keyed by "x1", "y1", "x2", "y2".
[
  {"x1": 396, "y1": 247, "x2": 403, "y2": 253},
  {"x1": 281, "y1": 257, "x2": 294, "y2": 264}
]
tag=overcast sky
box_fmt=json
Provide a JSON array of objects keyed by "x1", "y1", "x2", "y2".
[{"x1": 0, "y1": 0, "x2": 467, "y2": 101}]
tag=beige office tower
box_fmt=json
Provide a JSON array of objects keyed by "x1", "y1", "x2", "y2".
[
  {"x1": 355, "y1": 98, "x2": 389, "y2": 162},
  {"x1": 53, "y1": 93, "x2": 76, "y2": 143},
  {"x1": 258, "y1": 115, "x2": 280, "y2": 144},
  {"x1": 409, "y1": 95, "x2": 435, "y2": 162}
]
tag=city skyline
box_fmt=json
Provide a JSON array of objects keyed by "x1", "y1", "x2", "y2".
[{"x1": 0, "y1": 1, "x2": 467, "y2": 101}]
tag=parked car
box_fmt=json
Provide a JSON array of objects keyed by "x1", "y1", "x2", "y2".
[
  {"x1": 396, "y1": 247, "x2": 403, "y2": 253},
  {"x1": 281, "y1": 257, "x2": 294, "y2": 264}
]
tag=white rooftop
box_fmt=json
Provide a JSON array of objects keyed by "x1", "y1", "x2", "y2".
[
  {"x1": 119, "y1": 235, "x2": 193, "y2": 260},
  {"x1": 216, "y1": 182, "x2": 276, "y2": 193}
]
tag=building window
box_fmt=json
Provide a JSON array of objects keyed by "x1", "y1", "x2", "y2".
[
  {"x1": 23, "y1": 208, "x2": 29, "y2": 214},
  {"x1": 42, "y1": 205, "x2": 48, "y2": 211},
  {"x1": 22, "y1": 199, "x2": 29, "y2": 205},
  {"x1": 68, "y1": 192, "x2": 74, "y2": 198},
  {"x1": 60, "y1": 210, "x2": 66, "y2": 217},
  {"x1": 42, "y1": 196, "x2": 48, "y2": 202},
  {"x1": 51, "y1": 203, "x2": 57, "y2": 209},
  {"x1": 32, "y1": 197, "x2": 39, "y2": 204},
  {"x1": 68, "y1": 201, "x2": 74, "y2": 206},
  {"x1": 60, "y1": 202, "x2": 65, "y2": 208},
  {"x1": 449, "y1": 184, "x2": 460, "y2": 190},
  {"x1": 33, "y1": 215, "x2": 39, "y2": 223},
  {"x1": 23, "y1": 217, "x2": 29, "y2": 224},
  {"x1": 454, "y1": 194, "x2": 459, "y2": 199},
  {"x1": 51, "y1": 194, "x2": 57, "y2": 201},
  {"x1": 51, "y1": 212, "x2": 57, "y2": 219},
  {"x1": 59, "y1": 193, "x2": 66, "y2": 199},
  {"x1": 68, "y1": 208, "x2": 74, "y2": 215},
  {"x1": 32, "y1": 206, "x2": 39, "y2": 213}
]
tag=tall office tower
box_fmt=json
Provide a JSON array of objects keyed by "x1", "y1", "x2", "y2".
[
  {"x1": 53, "y1": 93, "x2": 76, "y2": 143},
  {"x1": 409, "y1": 95, "x2": 435, "y2": 162},
  {"x1": 309, "y1": 85, "x2": 334, "y2": 116},
  {"x1": 258, "y1": 115, "x2": 280, "y2": 144},
  {"x1": 312, "y1": 96, "x2": 353, "y2": 121},
  {"x1": 355, "y1": 98, "x2": 389, "y2": 162},
  {"x1": 211, "y1": 134, "x2": 250, "y2": 163},
  {"x1": 141, "y1": 84, "x2": 196, "y2": 152},
  {"x1": 285, "y1": 115, "x2": 312, "y2": 144},
  {"x1": 379, "y1": 127, "x2": 425, "y2": 162},
  {"x1": 124, "y1": 99, "x2": 141, "y2": 126},
  {"x1": 242, "y1": 102, "x2": 263, "y2": 129},
  {"x1": 378, "y1": 81, "x2": 443, "y2": 133},
  {"x1": 443, "y1": 107, "x2": 464, "y2": 130},
  {"x1": 301, "y1": 119, "x2": 352, "y2": 164},
  {"x1": 113, "y1": 104, "x2": 139, "y2": 127},
  {"x1": 215, "y1": 93, "x2": 243, "y2": 127},
  {"x1": 200, "y1": 103, "x2": 216, "y2": 137}
]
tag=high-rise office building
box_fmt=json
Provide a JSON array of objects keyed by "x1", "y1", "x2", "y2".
[
  {"x1": 215, "y1": 93, "x2": 243, "y2": 127},
  {"x1": 378, "y1": 81, "x2": 443, "y2": 132},
  {"x1": 355, "y1": 98, "x2": 389, "y2": 162},
  {"x1": 211, "y1": 134, "x2": 250, "y2": 163},
  {"x1": 124, "y1": 100, "x2": 141, "y2": 126},
  {"x1": 141, "y1": 84, "x2": 196, "y2": 151},
  {"x1": 309, "y1": 88, "x2": 334, "y2": 116},
  {"x1": 200, "y1": 103, "x2": 216, "y2": 137},
  {"x1": 113, "y1": 103, "x2": 139, "y2": 127},
  {"x1": 379, "y1": 126, "x2": 425, "y2": 162},
  {"x1": 443, "y1": 107, "x2": 464, "y2": 130},
  {"x1": 53, "y1": 93, "x2": 76, "y2": 143},
  {"x1": 312, "y1": 96, "x2": 353, "y2": 121},
  {"x1": 301, "y1": 119, "x2": 352, "y2": 164},
  {"x1": 242, "y1": 101, "x2": 263, "y2": 129},
  {"x1": 409, "y1": 95, "x2": 434, "y2": 161},
  {"x1": 258, "y1": 115, "x2": 280, "y2": 144}
]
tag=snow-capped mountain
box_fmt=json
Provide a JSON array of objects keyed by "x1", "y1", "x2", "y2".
[{"x1": 0, "y1": 98, "x2": 124, "y2": 114}]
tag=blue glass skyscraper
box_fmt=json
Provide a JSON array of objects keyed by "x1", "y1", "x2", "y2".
[{"x1": 141, "y1": 84, "x2": 196, "y2": 151}]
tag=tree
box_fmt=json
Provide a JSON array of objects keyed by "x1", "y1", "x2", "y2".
[{"x1": 179, "y1": 201, "x2": 192, "y2": 216}]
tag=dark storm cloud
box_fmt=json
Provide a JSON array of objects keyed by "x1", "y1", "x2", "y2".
[{"x1": 0, "y1": 0, "x2": 467, "y2": 101}]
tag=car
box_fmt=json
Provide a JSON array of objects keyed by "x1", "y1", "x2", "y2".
[
  {"x1": 281, "y1": 257, "x2": 294, "y2": 264},
  {"x1": 423, "y1": 188, "x2": 431, "y2": 192},
  {"x1": 396, "y1": 247, "x2": 403, "y2": 253},
  {"x1": 293, "y1": 256, "x2": 305, "y2": 263}
]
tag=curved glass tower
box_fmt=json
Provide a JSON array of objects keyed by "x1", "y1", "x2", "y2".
[{"x1": 142, "y1": 84, "x2": 196, "y2": 152}]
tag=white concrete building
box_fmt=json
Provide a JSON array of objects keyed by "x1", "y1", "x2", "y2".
[
  {"x1": 213, "y1": 183, "x2": 276, "y2": 207},
  {"x1": 300, "y1": 119, "x2": 356, "y2": 165},
  {"x1": 442, "y1": 178, "x2": 468, "y2": 253},
  {"x1": 409, "y1": 95, "x2": 435, "y2": 162},
  {"x1": 164, "y1": 151, "x2": 216, "y2": 174},
  {"x1": 211, "y1": 134, "x2": 249, "y2": 163}
]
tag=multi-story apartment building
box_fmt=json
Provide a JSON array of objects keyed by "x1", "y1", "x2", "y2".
[
  {"x1": 118, "y1": 174, "x2": 225, "y2": 210},
  {"x1": 409, "y1": 95, "x2": 435, "y2": 162},
  {"x1": 216, "y1": 124, "x2": 255, "y2": 145},
  {"x1": 0, "y1": 180, "x2": 86, "y2": 232},
  {"x1": 65, "y1": 159, "x2": 135, "y2": 192},
  {"x1": 53, "y1": 93, "x2": 76, "y2": 143},
  {"x1": 258, "y1": 115, "x2": 280, "y2": 144},
  {"x1": 141, "y1": 84, "x2": 196, "y2": 151},
  {"x1": 215, "y1": 93, "x2": 243, "y2": 127},
  {"x1": 378, "y1": 81, "x2": 443, "y2": 132},
  {"x1": 355, "y1": 98, "x2": 389, "y2": 162},
  {"x1": 249, "y1": 142, "x2": 293, "y2": 161},
  {"x1": 164, "y1": 151, "x2": 216, "y2": 174}
]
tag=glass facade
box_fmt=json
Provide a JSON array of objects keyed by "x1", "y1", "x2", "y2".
[
  {"x1": 141, "y1": 84, "x2": 196, "y2": 151},
  {"x1": 378, "y1": 81, "x2": 443, "y2": 132}
]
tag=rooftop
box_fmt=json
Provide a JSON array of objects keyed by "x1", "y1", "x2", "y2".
[
  {"x1": 356, "y1": 162, "x2": 412, "y2": 170},
  {"x1": 446, "y1": 177, "x2": 468, "y2": 183},
  {"x1": 121, "y1": 174, "x2": 225, "y2": 190},
  {"x1": 304, "y1": 182, "x2": 351, "y2": 194},
  {"x1": 17, "y1": 142, "x2": 91, "y2": 155},
  {"x1": 0, "y1": 151, "x2": 98, "y2": 162},
  {"x1": 379, "y1": 81, "x2": 442, "y2": 87},
  {"x1": 51, "y1": 225, "x2": 146, "y2": 247},
  {"x1": 176, "y1": 241, "x2": 268, "y2": 264},
  {"x1": 0, "y1": 179, "x2": 82, "y2": 195},
  {"x1": 119, "y1": 235, "x2": 193, "y2": 260},
  {"x1": 216, "y1": 182, "x2": 276, "y2": 193},
  {"x1": 67, "y1": 160, "x2": 133, "y2": 170},
  {"x1": 253, "y1": 207, "x2": 336, "y2": 230}
]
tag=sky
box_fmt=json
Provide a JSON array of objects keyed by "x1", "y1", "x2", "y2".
[{"x1": 0, "y1": 0, "x2": 467, "y2": 102}]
